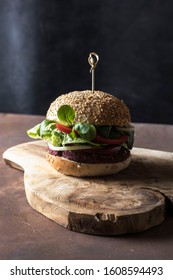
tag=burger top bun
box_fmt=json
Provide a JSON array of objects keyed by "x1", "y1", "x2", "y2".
[{"x1": 46, "y1": 90, "x2": 131, "y2": 126}]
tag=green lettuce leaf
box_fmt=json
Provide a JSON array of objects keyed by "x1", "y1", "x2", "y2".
[
  {"x1": 57, "y1": 105, "x2": 75, "y2": 126},
  {"x1": 127, "y1": 131, "x2": 134, "y2": 149},
  {"x1": 62, "y1": 131, "x2": 101, "y2": 146},
  {"x1": 39, "y1": 119, "x2": 57, "y2": 138},
  {"x1": 27, "y1": 119, "x2": 59, "y2": 143},
  {"x1": 27, "y1": 124, "x2": 41, "y2": 139},
  {"x1": 74, "y1": 122, "x2": 96, "y2": 141},
  {"x1": 95, "y1": 125, "x2": 121, "y2": 139}
]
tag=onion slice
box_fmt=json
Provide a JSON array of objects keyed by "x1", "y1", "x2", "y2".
[
  {"x1": 48, "y1": 143, "x2": 101, "y2": 151},
  {"x1": 115, "y1": 124, "x2": 134, "y2": 132}
]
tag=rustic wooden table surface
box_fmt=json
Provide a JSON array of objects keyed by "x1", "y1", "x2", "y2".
[{"x1": 0, "y1": 113, "x2": 173, "y2": 260}]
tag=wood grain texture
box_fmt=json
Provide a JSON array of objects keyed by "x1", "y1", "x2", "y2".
[{"x1": 3, "y1": 140, "x2": 173, "y2": 235}]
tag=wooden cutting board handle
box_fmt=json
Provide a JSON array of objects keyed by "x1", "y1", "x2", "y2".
[{"x1": 3, "y1": 141, "x2": 173, "y2": 235}]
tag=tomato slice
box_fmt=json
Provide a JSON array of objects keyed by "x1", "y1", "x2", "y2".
[
  {"x1": 56, "y1": 123, "x2": 72, "y2": 134},
  {"x1": 94, "y1": 134, "x2": 128, "y2": 145}
]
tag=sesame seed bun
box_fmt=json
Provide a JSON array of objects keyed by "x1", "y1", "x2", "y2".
[
  {"x1": 46, "y1": 152, "x2": 131, "y2": 177},
  {"x1": 47, "y1": 90, "x2": 131, "y2": 126}
]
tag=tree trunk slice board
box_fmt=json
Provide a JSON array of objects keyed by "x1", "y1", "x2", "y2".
[{"x1": 3, "y1": 141, "x2": 173, "y2": 235}]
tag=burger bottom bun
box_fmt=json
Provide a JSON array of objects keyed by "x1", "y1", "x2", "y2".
[{"x1": 46, "y1": 153, "x2": 131, "y2": 177}]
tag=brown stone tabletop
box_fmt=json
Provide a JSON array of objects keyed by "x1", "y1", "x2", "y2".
[{"x1": 0, "y1": 113, "x2": 173, "y2": 260}]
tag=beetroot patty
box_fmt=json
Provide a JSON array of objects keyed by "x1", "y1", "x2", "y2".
[{"x1": 48, "y1": 146, "x2": 130, "y2": 164}]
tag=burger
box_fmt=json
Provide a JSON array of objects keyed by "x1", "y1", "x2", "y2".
[{"x1": 27, "y1": 90, "x2": 134, "y2": 177}]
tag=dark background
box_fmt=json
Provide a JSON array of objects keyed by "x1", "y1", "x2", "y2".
[{"x1": 0, "y1": 0, "x2": 173, "y2": 124}]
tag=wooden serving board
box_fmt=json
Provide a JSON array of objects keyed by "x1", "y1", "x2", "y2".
[{"x1": 3, "y1": 141, "x2": 173, "y2": 235}]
